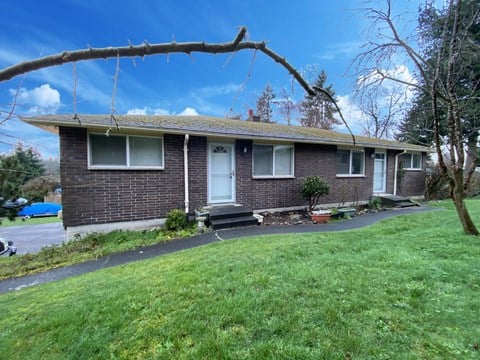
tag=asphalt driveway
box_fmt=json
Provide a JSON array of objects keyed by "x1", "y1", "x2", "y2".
[{"x1": 0, "y1": 222, "x2": 66, "y2": 255}]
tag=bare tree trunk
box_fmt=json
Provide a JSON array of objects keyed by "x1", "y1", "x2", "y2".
[
  {"x1": 444, "y1": 0, "x2": 479, "y2": 235},
  {"x1": 451, "y1": 170, "x2": 479, "y2": 235}
]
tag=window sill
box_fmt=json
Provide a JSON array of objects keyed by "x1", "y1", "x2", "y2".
[
  {"x1": 253, "y1": 175, "x2": 295, "y2": 180},
  {"x1": 88, "y1": 165, "x2": 165, "y2": 170},
  {"x1": 336, "y1": 174, "x2": 366, "y2": 178},
  {"x1": 404, "y1": 168, "x2": 423, "y2": 171}
]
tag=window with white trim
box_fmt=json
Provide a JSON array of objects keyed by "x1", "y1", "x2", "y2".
[
  {"x1": 89, "y1": 133, "x2": 164, "y2": 169},
  {"x1": 402, "y1": 153, "x2": 422, "y2": 170},
  {"x1": 253, "y1": 144, "x2": 294, "y2": 177},
  {"x1": 336, "y1": 148, "x2": 365, "y2": 176}
]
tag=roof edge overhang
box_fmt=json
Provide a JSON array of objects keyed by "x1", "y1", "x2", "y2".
[{"x1": 20, "y1": 116, "x2": 432, "y2": 152}]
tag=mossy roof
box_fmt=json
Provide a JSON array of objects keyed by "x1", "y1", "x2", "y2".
[{"x1": 20, "y1": 114, "x2": 430, "y2": 152}]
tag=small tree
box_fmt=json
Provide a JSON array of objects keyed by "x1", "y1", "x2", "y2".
[
  {"x1": 275, "y1": 87, "x2": 298, "y2": 125},
  {"x1": 301, "y1": 176, "x2": 330, "y2": 212}
]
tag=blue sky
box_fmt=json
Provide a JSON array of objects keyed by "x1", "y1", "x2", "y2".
[{"x1": 0, "y1": 0, "x2": 423, "y2": 158}]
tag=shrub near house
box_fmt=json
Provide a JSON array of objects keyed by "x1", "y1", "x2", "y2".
[{"x1": 301, "y1": 176, "x2": 330, "y2": 213}]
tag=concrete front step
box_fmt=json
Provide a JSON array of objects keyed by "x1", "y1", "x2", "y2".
[
  {"x1": 208, "y1": 205, "x2": 253, "y2": 221},
  {"x1": 378, "y1": 195, "x2": 418, "y2": 208},
  {"x1": 210, "y1": 215, "x2": 259, "y2": 230},
  {"x1": 395, "y1": 201, "x2": 418, "y2": 208},
  {"x1": 205, "y1": 205, "x2": 259, "y2": 229}
]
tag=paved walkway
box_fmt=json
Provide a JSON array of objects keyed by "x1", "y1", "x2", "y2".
[{"x1": 0, "y1": 206, "x2": 436, "y2": 294}]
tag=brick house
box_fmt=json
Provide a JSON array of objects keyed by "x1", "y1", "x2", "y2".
[{"x1": 22, "y1": 114, "x2": 429, "y2": 238}]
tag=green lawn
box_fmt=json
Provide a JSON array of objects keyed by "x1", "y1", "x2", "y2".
[
  {"x1": 0, "y1": 215, "x2": 61, "y2": 227},
  {"x1": 0, "y1": 200, "x2": 479, "y2": 359},
  {"x1": 0, "y1": 224, "x2": 197, "y2": 280}
]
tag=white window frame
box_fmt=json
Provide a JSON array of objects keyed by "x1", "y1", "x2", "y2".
[
  {"x1": 336, "y1": 148, "x2": 365, "y2": 177},
  {"x1": 252, "y1": 144, "x2": 295, "y2": 178},
  {"x1": 403, "y1": 152, "x2": 423, "y2": 170},
  {"x1": 88, "y1": 133, "x2": 165, "y2": 170}
]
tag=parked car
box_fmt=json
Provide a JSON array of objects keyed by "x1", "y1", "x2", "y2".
[{"x1": 0, "y1": 238, "x2": 16, "y2": 256}]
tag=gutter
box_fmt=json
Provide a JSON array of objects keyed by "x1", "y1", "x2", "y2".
[
  {"x1": 393, "y1": 150, "x2": 407, "y2": 196},
  {"x1": 184, "y1": 134, "x2": 190, "y2": 213}
]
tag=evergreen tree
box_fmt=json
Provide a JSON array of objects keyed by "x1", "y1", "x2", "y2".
[
  {"x1": 0, "y1": 143, "x2": 45, "y2": 201},
  {"x1": 255, "y1": 84, "x2": 275, "y2": 123},
  {"x1": 397, "y1": 0, "x2": 480, "y2": 147},
  {"x1": 299, "y1": 70, "x2": 340, "y2": 129}
]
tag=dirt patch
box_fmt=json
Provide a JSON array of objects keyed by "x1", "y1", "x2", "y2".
[{"x1": 258, "y1": 210, "x2": 313, "y2": 226}]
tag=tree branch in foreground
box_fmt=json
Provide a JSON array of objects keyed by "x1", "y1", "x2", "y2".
[{"x1": 0, "y1": 26, "x2": 354, "y2": 143}]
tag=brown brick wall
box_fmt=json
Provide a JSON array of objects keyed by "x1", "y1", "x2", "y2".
[
  {"x1": 60, "y1": 128, "x2": 426, "y2": 227},
  {"x1": 60, "y1": 127, "x2": 189, "y2": 227},
  {"x1": 187, "y1": 136, "x2": 207, "y2": 211},
  {"x1": 235, "y1": 141, "x2": 377, "y2": 209},
  {"x1": 398, "y1": 170, "x2": 426, "y2": 196}
]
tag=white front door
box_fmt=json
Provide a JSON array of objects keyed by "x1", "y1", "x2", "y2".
[
  {"x1": 373, "y1": 152, "x2": 386, "y2": 193},
  {"x1": 208, "y1": 142, "x2": 235, "y2": 203}
]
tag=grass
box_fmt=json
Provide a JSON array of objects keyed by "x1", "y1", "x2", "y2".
[
  {"x1": 0, "y1": 223, "x2": 197, "y2": 280},
  {"x1": 0, "y1": 200, "x2": 479, "y2": 359},
  {"x1": 0, "y1": 215, "x2": 61, "y2": 227}
]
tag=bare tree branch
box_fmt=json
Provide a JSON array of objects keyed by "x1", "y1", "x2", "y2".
[
  {"x1": 355, "y1": 0, "x2": 480, "y2": 235},
  {"x1": 0, "y1": 76, "x2": 25, "y2": 125},
  {"x1": 0, "y1": 25, "x2": 355, "y2": 143}
]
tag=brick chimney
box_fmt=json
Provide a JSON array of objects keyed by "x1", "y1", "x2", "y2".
[
  {"x1": 248, "y1": 109, "x2": 254, "y2": 121},
  {"x1": 247, "y1": 109, "x2": 260, "y2": 122}
]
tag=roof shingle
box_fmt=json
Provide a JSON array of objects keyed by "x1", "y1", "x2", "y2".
[{"x1": 20, "y1": 114, "x2": 430, "y2": 151}]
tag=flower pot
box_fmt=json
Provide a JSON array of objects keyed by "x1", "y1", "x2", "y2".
[
  {"x1": 310, "y1": 212, "x2": 331, "y2": 224},
  {"x1": 338, "y1": 208, "x2": 356, "y2": 217}
]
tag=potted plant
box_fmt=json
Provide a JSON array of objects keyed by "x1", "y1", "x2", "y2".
[
  {"x1": 300, "y1": 176, "x2": 330, "y2": 223},
  {"x1": 337, "y1": 207, "x2": 357, "y2": 218}
]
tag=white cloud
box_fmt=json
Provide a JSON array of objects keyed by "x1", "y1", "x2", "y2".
[
  {"x1": 335, "y1": 95, "x2": 368, "y2": 134},
  {"x1": 7, "y1": 84, "x2": 61, "y2": 114},
  {"x1": 13, "y1": 84, "x2": 60, "y2": 108},
  {"x1": 178, "y1": 107, "x2": 199, "y2": 116},
  {"x1": 126, "y1": 106, "x2": 170, "y2": 115},
  {"x1": 358, "y1": 65, "x2": 417, "y2": 101},
  {"x1": 126, "y1": 107, "x2": 147, "y2": 115},
  {"x1": 125, "y1": 106, "x2": 199, "y2": 116}
]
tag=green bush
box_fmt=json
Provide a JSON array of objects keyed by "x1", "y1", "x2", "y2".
[
  {"x1": 164, "y1": 209, "x2": 188, "y2": 231},
  {"x1": 300, "y1": 176, "x2": 330, "y2": 212}
]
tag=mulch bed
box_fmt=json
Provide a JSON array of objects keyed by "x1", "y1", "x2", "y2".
[
  {"x1": 258, "y1": 206, "x2": 382, "y2": 226},
  {"x1": 258, "y1": 210, "x2": 316, "y2": 226}
]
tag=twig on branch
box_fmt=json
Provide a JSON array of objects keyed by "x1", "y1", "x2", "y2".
[
  {"x1": 72, "y1": 62, "x2": 78, "y2": 118},
  {"x1": 111, "y1": 54, "x2": 120, "y2": 115},
  {"x1": 230, "y1": 49, "x2": 257, "y2": 114},
  {"x1": 109, "y1": 55, "x2": 121, "y2": 132},
  {"x1": 0, "y1": 76, "x2": 24, "y2": 125}
]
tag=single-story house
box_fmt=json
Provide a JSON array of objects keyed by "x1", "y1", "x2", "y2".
[{"x1": 21, "y1": 114, "x2": 429, "y2": 238}]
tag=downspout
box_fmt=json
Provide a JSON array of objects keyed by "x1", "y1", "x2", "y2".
[
  {"x1": 394, "y1": 150, "x2": 407, "y2": 196},
  {"x1": 184, "y1": 134, "x2": 190, "y2": 213}
]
